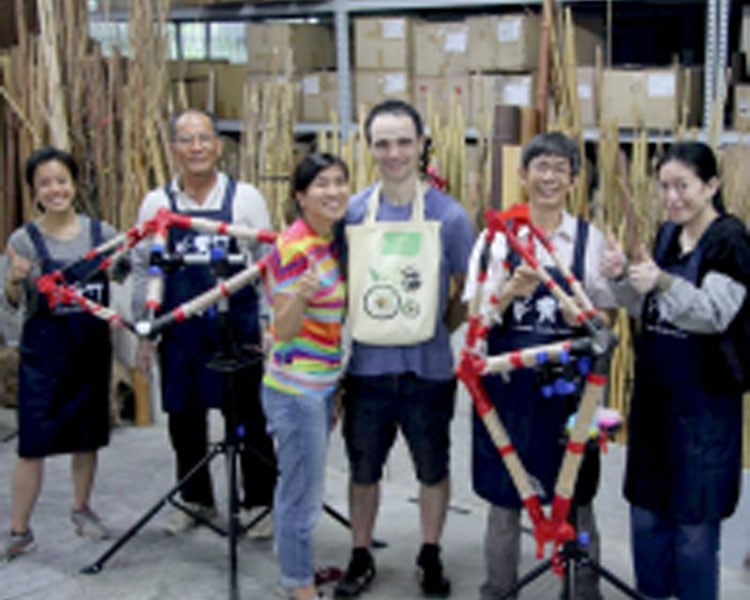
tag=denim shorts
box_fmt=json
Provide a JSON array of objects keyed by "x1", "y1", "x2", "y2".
[{"x1": 343, "y1": 373, "x2": 456, "y2": 486}]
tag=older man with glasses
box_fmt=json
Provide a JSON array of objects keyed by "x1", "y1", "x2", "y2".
[{"x1": 131, "y1": 108, "x2": 277, "y2": 536}]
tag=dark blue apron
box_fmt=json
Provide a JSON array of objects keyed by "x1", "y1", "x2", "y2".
[
  {"x1": 17, "y1": 219, "x2": 112, "y2": 458},
  {"x1": 473, "y1": 219, "x2": 599, "y2": 508},
  {"x1": 624, "y1": 223, "x2": 742, "y2": 523},
  {"x1": 158, "y1": 179, "x2": 260, "y2": 413}
]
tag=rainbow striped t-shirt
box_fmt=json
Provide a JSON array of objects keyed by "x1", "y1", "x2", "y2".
[{"x1": 263, "y1": 218, "x2": 346, "y2": 397}]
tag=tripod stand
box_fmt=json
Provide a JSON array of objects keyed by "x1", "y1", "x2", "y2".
[
  {"x1": 81, "y1": 304, "x2": 270, "y2": 600},
  {"x1": 499, "y1": 530, "x2": 646, "y2": 600},
  {"x1": 81, "y1": 251, "x2": 357, "y2": 600}
]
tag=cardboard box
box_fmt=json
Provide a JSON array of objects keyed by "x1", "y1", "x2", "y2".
[
  {"x1": 413, "y1": 74, "x2": 471, "y2": 123},
  {"x1": 168, "y1": 61, "x2": 296, "y2": 119},
  {"x1": 467, "y1": 14, "x2": 539, "y2": 72},
  {"x1": 355, "y1": 70, "x2": 411, "y2": 110},
  {"x1": 355, "y1": 17, "x2": 413, "y2": 70},
  {"x1": 600, "y1": 67, "x2": 702, "y2": 129},
  {"x1": 301, "y1": 71, "x2": 340, "y2": 122},
  {"x1": 734, "y1": 84, "x2": 750, "y2": 129},
  {"x1": 467, "y1": 13, "x2": 604, "y2": 72},
  {"x1": 414, "y1": 21, "x2": 469, "y2": 77},
  {"x1": 469, "y1": 73, "x2": 535, "y2": 127},
  {"x1": 573, "y1": 66, "x2": 597, "y2": 128},
  {"x1": 167, "y1": 60, "x2": 227, "y2": 114},
  {"x1": 214, "y1": 64, "x2": 251, "y2": 119},
  {"x1": 247, "y1": 22, "x2": 335, "y2": 74},
  {"x1": 546, "y1": 66, "x2": 598, "y2": 128}
]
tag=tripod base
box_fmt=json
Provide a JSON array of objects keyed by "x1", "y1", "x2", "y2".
[{"x1": 499, "y1": 539, "x2": 647, "y2": 600}]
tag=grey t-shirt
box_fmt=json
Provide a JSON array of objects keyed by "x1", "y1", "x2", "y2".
[{"x1": 2, "y1": 216, "x2": 118, "y2": 322}]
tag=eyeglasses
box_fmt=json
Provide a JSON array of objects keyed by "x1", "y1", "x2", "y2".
[
  {"x1": 529, "y1": 159, "x2": 572, "y2": 177},
  {"x1": 173, "y1": 134, "x2": 216, "y2": 147}
]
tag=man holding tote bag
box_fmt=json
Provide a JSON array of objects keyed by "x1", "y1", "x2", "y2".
[{"x1": 335, "y1": 100, "x2": 474, "y2": 599}]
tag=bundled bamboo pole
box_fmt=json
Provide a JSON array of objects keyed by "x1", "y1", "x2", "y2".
[
  {"x1": 242, "y1": 53, "x2": 298, "y2": 230},
  {"x1": 37, "y1": 0, "x2": 69, "y2": 150},
  {"x1": 355, "y1": 103, "x2": 374, "y2": 192}
]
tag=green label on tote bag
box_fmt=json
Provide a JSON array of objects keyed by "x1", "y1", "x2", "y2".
[{"x1": 381, "y1": 231, "x2": 422, "y2": 256}]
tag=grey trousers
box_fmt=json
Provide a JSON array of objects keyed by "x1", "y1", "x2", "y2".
[{"x1": 480, "y1": 503, "x2": 602, "y2": 600}]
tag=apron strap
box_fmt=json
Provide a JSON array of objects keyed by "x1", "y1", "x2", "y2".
[
  {"x1": 24, "y1": 222, "x2": 51, "y2": 268},
  {"x1": 653, "y1": 221, "x2": 679, "y2": 265},
  {"x1": 89, "y1": 218, "x2": 103, "y2": 247},
  {"x1": 222, "y1": 176, "x2": 236, "y2": 219},
  {"x1": 164, "y1": 182, "x2": 178, "y2": 213},
  {"x1": 570, "y1": 218, "x2": 589, "y2": 283},
  {"x1": 363, "y1": 181, "x2": 428, "y2": 225}
]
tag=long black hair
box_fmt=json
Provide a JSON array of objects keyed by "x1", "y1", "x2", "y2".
[
  {"x1": 656, "y1": 141, "x2": 725, "y2": 213},
  {"x1": 291, "y1": 152, "x2": 350, "y2": 268}
]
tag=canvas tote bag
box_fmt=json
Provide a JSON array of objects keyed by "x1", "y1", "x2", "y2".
[{"x1": 346, "y1": 181, "x2": 441, "y2": 345}]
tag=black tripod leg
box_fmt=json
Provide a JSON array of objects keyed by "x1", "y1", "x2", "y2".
[
  {"x1": 584, "y1": 559, "x2": 648, "y2": 600},
  {"x1": 499, "y1": 559, "x2": 553, "y2": 600},
  {"x1": 81, "y1": 445, "x2": 224, "y2": 574},
  {"x1": 321, "y1": 503, "x2": 387, "y2": 549},
  {"x1": 226, "y1": 442, "x2": 240, "y2": 600},
  {"x1": 561, "y1": 555, "x2": 576, "y2": 600}
]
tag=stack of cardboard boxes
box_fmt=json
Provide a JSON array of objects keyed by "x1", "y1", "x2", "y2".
[
  {"x1": 412, "y1": 21, "x2": 471, "y2": 124},
  {"x1": 353, "y1": 17, "x2": 414, "y2": 114},
  {"x1": 248, "y1": 21, "x2": 337, "y2": 123},
  {"x1": 348, "y1": 13, "x2": 606, "y2": 130},
  {"x1": 164, "y1": 6, "x2": 706, "y2": 132},
  {"x1": 247, "y1": 21, "x2": 335, "y2": 122}
]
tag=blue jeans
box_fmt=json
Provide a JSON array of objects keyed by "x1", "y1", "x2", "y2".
[
  {"x1": 261, "y1": 385, "x2": 334, "y2": 589},
  {"x1": 630, "y1": 505, "x2": 720, "y2": 600}
]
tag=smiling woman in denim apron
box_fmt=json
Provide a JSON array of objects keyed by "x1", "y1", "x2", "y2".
[
  {"x1": 602, "y1": 141, "x2": 750, "y2": 600},
  {"x1": 2, "y1": 147, "x2": 118, "y2": 560}
]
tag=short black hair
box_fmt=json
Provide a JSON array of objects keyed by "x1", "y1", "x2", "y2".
[
  {"x1": 168, "y1": 108, "x2": 219, "y2": 140},
  {"x1": 521, "y1": 132, "x2": 580, "y2": 177},
  {"x1": 364, "y1": 99, "x2": 424, "y2": 144},
  {"x1": 24, "y1": 146, "x2": 79, "y2": 188}
]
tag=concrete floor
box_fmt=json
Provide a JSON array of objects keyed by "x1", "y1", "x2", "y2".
[{"x1": 2, "y1": 383, "x2": 750, "y2": 600}]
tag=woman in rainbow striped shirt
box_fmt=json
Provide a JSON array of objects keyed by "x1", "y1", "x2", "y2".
[{"x1": 261, "y1": 153, "x2": 349, "y2": 600}]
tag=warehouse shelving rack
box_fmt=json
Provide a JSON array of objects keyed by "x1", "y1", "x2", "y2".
[{"x1": 93, "y1": 0, "x2": 739, "y2": 144}]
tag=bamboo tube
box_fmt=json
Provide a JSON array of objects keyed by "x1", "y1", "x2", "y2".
[
  {"x1": 38, "y1": 0, "x2": 69, "y2": 149},
  {"x1": 355, "y1": 104, "x2": 372, "y2": 192},
  {"x1": 536, "y1": 0, "x2": 554, "y2": 129}
]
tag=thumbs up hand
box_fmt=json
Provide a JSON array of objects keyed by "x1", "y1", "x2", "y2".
[
  {"x1": 6, "y1": 244, "x2": 32, "y2": 286},
  {"x1": 600, "y1": 229, "x2": 628, "y2": 280},
  {"x1": 297, "y1": 263, "x2": 321, "y2": 302},
  {"x1": 628, "y1": 244, "x2": 662, "y2": 294}
]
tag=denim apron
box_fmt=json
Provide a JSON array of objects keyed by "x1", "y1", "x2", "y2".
[
  {"x1": 18, "y1": 219, "x2": 111, "y2": 457},
  {"x1": 473, "y1": 219, "x2": 600, "y2": 508},
  {"x1": 158, "y1": 179, "x2": 260, "y2": 413},
  {"x1": 624, "y1": 223, "x2": 742, "y2": 523}
]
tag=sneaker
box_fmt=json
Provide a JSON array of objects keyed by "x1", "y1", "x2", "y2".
[
  {"x1": 71, "y1": 506, "x2": 110, "y2": 540},
  {"x1": 334, "y1": 547, "x2": 376, "y2": 598},
  {"x1": 241, "y1": 506, "x2": 273, "y2": 540},
  {"x1": 416, "y1": 544, "x2": 451, "y2": 597},
  {"x1": 4, "y1": 529, "x2": 35, "y2": 561},
  {"x1": 164, "y1": 502, "x2": 217, "y2": 535}
]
